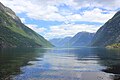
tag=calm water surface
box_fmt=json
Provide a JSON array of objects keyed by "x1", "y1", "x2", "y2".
[{"x1": 0, "y1": 47, "x2": 120, "y2": 80}]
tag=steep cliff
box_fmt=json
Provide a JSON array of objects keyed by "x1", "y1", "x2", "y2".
[
  {"x1": 0, "y1": 2, "x2": 53, "y2": 48},
  {"x1": 91, "y1": 11, "x2": 120, "y2": 47}
]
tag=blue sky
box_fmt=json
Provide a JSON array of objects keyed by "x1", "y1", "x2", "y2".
[{"x1": 0, "y1": 0, "x2": 119, "y2": 39}]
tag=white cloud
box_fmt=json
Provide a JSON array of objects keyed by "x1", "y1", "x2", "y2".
[
  {"x1": 69, "y1": 0, "x2": 120, "y2": 10},
  {"x1": 66, "y1": 8, "x2": 116, "y2": 23},
  {"x1": 0, "y1": 0, "x2": 118, "y2": 23},
  {"x1": 0, "y1": 0, "x2": 119, "y2": 39},
  {"x1": 0, "y1": 0, "x2": 66, "y2": 21},
  {"x1": 93, "y1": 0, "x2": 120, "y2": 10},
  {"x1": 45, "y1": 24, "x2": 100, "y2": 39},
  {"x1": 20, "y1": 18, "x2": 26, "y2": 23},
  {"x1": 26, "y1": 24, "x2": 46, "y2": 34}
]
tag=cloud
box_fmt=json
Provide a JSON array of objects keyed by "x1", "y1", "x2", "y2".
[
  {"x1": 0, "y1": 0, "x2": 119, "y2": 39},
  {"x1": 0, "y1": 0, "x2": 118, "y2": 23},
  {"x1": 45, "y1": 24, "x2": 100, "y2": 39},
  {"x1": 93, "y1": 0, "x2": 120, "y2": 10},
  {"x1": 66, "y1": 8, "x2": 116, "y2": 23},
  {"x1": 26, "y1": 24, "x2": 46, "y2": 34},
  {"x1": 20, "y1": 18, "x2": 26, "y2": 23},
  {"x1": 0, "y1": 0, "x2": 65, "y2": 21},
  {"x1": 69, "y1": 0, "x2": 120, "y2": 10}
]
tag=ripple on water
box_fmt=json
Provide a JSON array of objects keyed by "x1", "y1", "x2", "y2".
[{"x1": 12, "y1": 48, "x2": 117, "y2": 80}]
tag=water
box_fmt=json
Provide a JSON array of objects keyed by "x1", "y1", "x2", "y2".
[{"x1": 0, "y1": 47, "x2": 120, "y2": 80}]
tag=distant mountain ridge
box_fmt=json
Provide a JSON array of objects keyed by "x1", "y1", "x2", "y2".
[
  {"x1": 91, "y1": 11, "x2": 120, "y2": 47},
  {"x1": 66, "y1": 32, "x2": 95, "y2": 47},
  {"x1": 0, "y1": 2, "x2": 53, "y2": 48},
  {"x1": 50, "y1": 32, "x2": 95, "y2": 47},
  {"x1": 49, "y1": 37, "x2": 72, "y2": 47}
]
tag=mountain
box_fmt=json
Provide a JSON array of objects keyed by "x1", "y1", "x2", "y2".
[
  {"x1": 91, "y1": 11, "x2": 120, "y2": 47},
  {"x1": 66, "y1": 32, "x2": 95, "y2": 47},
  {"x1": 0, "y1": 2, "x2": 53, "y2": 48},
  {"x1": 49, "y1": 37, "x2": 72, "y2": 47},
  {"x1": 50, "y1": 32, "x2": 95, "y2": 47}
]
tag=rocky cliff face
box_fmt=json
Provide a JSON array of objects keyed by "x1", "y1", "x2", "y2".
[
  {"x1": 0, "y1": 2, "x2": 20, "y2": 22},
  {"x1": 91, "y1": 11, "x2": 120, "y2": 47},
  {"x1": 0, "y1": 2, "x2": 53, "y2": 48}
]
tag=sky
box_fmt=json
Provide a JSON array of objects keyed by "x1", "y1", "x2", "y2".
[{"x1": 0, "y1": 0, "x2": 119, "y2": 39}]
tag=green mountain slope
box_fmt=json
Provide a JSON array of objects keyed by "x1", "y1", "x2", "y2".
[
  {"x1": 0, "y1": 2, "x2": 53, "y2": 48},
  {"x1": 91, "y1": 11, "x2": 120, "y2": 47}
]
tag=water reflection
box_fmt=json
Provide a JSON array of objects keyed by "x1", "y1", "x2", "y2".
[
  {"x1": 0, "y1": 48, "x2": 120, "y2": 80},
  {"x1": 0, "y1": 48, "x2": 46, "y2": 80},
  {"x1": 93, "y1": 48, "x2": 120, "y2": 80}
]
